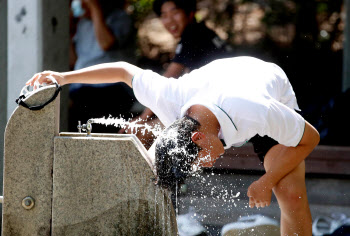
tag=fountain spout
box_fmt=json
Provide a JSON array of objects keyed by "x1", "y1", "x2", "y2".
[{"x1": 77, "y1": 120, "x2": 93, "y2": 136}]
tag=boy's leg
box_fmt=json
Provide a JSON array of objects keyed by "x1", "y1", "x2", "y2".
[{"x1": 264, "y1": 144, "x2": 312, "y2": 236}]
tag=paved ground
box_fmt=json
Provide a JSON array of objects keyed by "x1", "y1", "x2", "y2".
[{"x1": 177, "y1": 171, "x2": 350, "y2": 236}]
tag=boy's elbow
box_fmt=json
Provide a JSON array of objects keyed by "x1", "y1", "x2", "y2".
[
  {"x1": 307, "y1": 122, "x2": 320, "y2": 149},
  {"x1": 314, "y1": 130, "x2": 320, "y2": 148},
  {"x1": 299, "y1": 121, "x2": 320, "y2": 150},
  {"x1": 308, "y1": 132, "x2": 320, "y2": 152}
]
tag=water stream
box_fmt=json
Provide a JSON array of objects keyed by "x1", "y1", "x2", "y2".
[{"x1": 89, "y1": 115, "x2": 163, "y2": 136}]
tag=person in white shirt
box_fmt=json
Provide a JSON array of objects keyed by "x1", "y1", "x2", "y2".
[{"x1": 27, "y1": 56, "x2": 320, "y2": 236}]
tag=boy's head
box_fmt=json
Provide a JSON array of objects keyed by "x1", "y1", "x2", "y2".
[
  {"x1": 154, "y1": 115, "x2": 200, "y2": 189},
  {"x1": 153, "y1": 0, "x2": 197, "y2": 38}
]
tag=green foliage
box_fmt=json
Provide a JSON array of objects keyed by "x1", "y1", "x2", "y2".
[{"x1": 317, "y1": 2, "x2": 328, "y2": 13}]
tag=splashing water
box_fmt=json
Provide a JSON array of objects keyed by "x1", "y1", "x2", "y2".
[
  {"x1": 175, "y1": 181, "x2": 179, "y2": 216},
  {"x1": 89, "y1": 115, "x2": 164, "y2": 136},
  {"x1": 82, "y1": 115, "x2": 250, "y2": 236}
]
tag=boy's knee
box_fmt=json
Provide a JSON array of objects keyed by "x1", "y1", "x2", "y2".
[{"x1": 274, "y1": 178, "x2": 308, "y2": 210}]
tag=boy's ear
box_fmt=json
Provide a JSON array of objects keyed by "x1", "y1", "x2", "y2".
[{"x1": 191, "y1": 132, "x2": 206, "y2": 143}]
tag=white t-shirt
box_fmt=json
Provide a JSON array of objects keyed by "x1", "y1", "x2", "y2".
[{"x1": 132, "y1": 56, "x2": 305, "y2": 148}]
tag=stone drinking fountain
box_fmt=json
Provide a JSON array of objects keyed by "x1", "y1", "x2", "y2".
[{"x1": 2, "y1": 85, "x2": 178, "y2": 235}]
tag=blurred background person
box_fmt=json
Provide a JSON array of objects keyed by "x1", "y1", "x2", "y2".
[
  {"x1": 120, "y1": 0, "x2": 233, "y2": 149},
  {"x1": 69, "y1": 0, "x2": 137, "y2": 132},
  {"x1": 153, "y1": 0, "x2": 232, "y2": 78}
]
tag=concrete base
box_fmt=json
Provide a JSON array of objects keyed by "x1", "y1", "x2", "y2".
[{"x1": 53, "y1": 134, "x2": 177, "y2": 236}]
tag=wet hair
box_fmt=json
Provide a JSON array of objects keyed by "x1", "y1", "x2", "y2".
[
  {"x1": 153, "y1": 0, "x2": 197, "y2": 17},
  {"x1": 155, "y1": 115, "x2": 200, "y2": 190}
]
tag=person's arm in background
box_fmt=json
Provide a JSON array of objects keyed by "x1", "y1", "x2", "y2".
[
  {"x1": 84, "y1": 0, "x2": 116, "y2": 51},
  {"x1": 163, "y1": 62, "x2": 186, "y2": 78},
  {"x1": 26, "y1": 62, "x2": 142, "y2": 88}
]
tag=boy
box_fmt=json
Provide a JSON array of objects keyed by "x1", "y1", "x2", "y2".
[{"x1": 28, "y1": 56, "x2": 320, "y2": 235}]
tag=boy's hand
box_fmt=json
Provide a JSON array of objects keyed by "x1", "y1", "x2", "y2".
[
  {"x1": 247, "y1": 177, "x2": 273, "y2": 208},
  {"x1": 26, "y1": 71, "x2": 65, "y2": 89}
]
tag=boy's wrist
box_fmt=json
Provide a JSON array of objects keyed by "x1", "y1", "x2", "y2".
[
  {"x1": 260, "y1": 173, "x2": 277, "y2": 190},
  {"x1": 60, "y1": 72, "x2": 71, "y2": 86}
]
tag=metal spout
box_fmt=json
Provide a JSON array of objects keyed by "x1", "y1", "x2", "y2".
[
  {"x1": 78, "y1": 120, "x2": 93, "y2": 136},
  {"x1": 85, "y1": 119, "x2": 92, "y2": 136},
  {"x1": 77, "y1": 121, "x2": 82, "y2": 133}
]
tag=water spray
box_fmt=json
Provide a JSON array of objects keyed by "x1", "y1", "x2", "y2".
[{"x1": 77, "y1": 115, "x2": 164, "y2": 137}]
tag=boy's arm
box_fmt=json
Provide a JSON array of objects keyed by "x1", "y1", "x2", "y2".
[
  {"x1": 247, "y1": 120, "x2": 320, "y2": 208},
  {"x1": 119, "y1": 62, "x2": 186, "y2": 134},
  {"x1": 26, "y1": 62, "x2": 143, "y2": 88},
  {"x1": 262, "y1": 120, "x2": 319, "y2": 187},
  {"x1": 139, "y1": 62, "x2": 186, "y2": 118}
]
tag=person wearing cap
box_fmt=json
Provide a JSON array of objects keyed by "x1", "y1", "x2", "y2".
[{"x1": 27, "y1": 56, "x2": 319, "y2": 236}]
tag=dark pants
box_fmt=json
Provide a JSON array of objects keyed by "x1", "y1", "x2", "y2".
[
  {"x1": 250, "y1": 109, "x2": 302, "y2": 163},
  {"x1": 250, "y1": 134, "x2": 279, "y2": 163}
]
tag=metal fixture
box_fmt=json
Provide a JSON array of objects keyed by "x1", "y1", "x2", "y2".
[
  {"x1": 77, "y1": 121, "x2": 82, "y2": 133},
  {"x1": 22, "y1": 196, "x2": 35, "y2": 210},
  {"x1": 77, "y1": 120, "x2": 93, "y2": 136}
]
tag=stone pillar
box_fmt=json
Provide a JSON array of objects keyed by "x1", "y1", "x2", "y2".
[
  {"x1": 344, "y1": 0, "x2": 350, "y2": 92},
  {"x1": 7, "y1": 0, "x2": 69, "y2": 132},
  {"x1": 3, "y1": 86, "x2": 60, "y2": 235},
  {"x1": 41, "y1": 0, "x2": 70, "y2": 131},
  {"x1": 8, "y1": 0, "x2": 43, "y2": 118},
  {"x1": 7, "y1": 0, "x2": 69, "y2": 119},
  {"x1": 3, "y1": 0, "x2": 69, "y2": 223}
]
